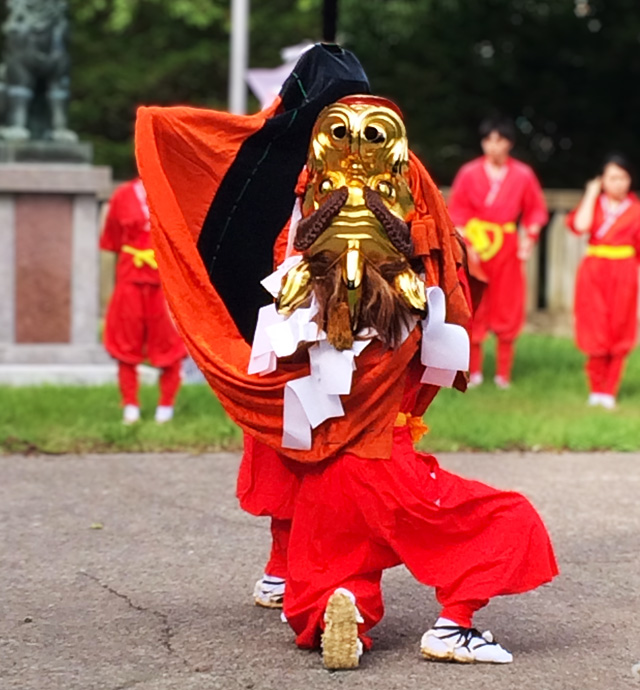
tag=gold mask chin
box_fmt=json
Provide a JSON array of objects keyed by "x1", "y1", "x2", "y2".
[{"x1": 277, "y1": 97, "x2": 427, "y2": 350}]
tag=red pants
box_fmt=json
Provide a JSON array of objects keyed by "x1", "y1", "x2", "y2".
[
  {"x1": 470, "y1": 243, "x2": 525, "y2": 382},
  {"x1": 472, "y1": 246, "x2": 525, "y2": 341},
  {"x1": 264, "y1": 518, "x2": 291, "y2": 579},
  {"x1": 282, "y1": 428, "x2": 558, "y2": 649},
  {"x1": 575, "y1": 256, "x2": 638, "y2": 357},
  {"x1": 105, "y1": 282, "x2": 187, "y2": 367},
  {"x1": 585, "y1": 354, "x2": 626, "y2": 396},
  {"x1": 118, "y1": 360, "x2": 182, "y2": 407}
]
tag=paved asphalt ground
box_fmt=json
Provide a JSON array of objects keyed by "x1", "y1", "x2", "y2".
[{"x1": 1, "y1": 451, "x2": 638, "y2": 690}]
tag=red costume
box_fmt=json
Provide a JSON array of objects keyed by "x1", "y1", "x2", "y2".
[
  {"x1": 566, "y1": 194, "x2": 640, "y2": 396},
  {"x1": 101, "y1": 179, "x2": 187, "y2": 407},
  {"x1": 239, "y1": 366, "x2": 557, "y2": 650},
  {"x1": 448, "y1": 157, "x2": 548, "y2": 381},
  {"x1": 135, "y1": 45, "x2": 557, "y2": 657}
]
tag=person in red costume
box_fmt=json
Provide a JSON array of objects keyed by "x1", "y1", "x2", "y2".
[
  {"x1": 566, "y1": 154, "x2": 640, "y2": 410},
  {"x1": 101, "y1": 178, "x2": 187, "y2": 424},
  {"x1": 448, "y1": 117, "x2": 548, "y2": 388},
  {"x1": 135, "y1": 45, "x2": 557, "y2": 669}
]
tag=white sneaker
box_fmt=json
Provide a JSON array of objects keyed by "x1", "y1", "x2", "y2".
[
  {"x1": 154, "y1": 405, "x2": 174, "y2": 424},
  {"x1": 468, "y1": 372, "x2": 484, "y2": 388},
  {"x1": 321, "y1": 588, "x2": 364, "y2": 670},
  {"x1": 253, "y1": 575, "x2": 285, "y2": 609},
  {"x1": 494, "y1": 375, "x2": 511, "y2": 390},
  {"x1": 122, "y1": 405, "x2": 140, "y2": 425},
  {"x1": 420, "y1": 618, "x2": 513, "y2": 664},
  {"x1": 588, "y1": 393, "x2": 617, "y2": 410},
  {"x1": 587, "y1": 392, "x2": 602, "y2": 407},
  {"x1": 599, "y1": 394, "x2": 616, "y2": 410}
]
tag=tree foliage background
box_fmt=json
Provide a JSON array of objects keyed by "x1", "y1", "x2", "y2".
[{"x1": 1, "y1": 0, "x2": 638, "y2": 186}]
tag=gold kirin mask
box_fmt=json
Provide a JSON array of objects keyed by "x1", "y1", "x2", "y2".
[{"x1": 277, "y1": 96, "x2": 427, "y2": 350}]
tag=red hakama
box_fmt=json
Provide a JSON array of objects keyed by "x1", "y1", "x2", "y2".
[
  {"x1": 285, "y1": 426, "x2": 557, "y2": 649},
  {"x1": 239, "y1": 364, "x2": 558, "y2": 647},
  {"x1": 566, "y1": 194, "x2": 640, "y2": 395},
  {"x1": 448, "y1": 157, "x2": 548, "y2": 379}
]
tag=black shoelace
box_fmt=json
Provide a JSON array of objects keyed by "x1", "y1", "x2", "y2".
[{"x1": 432, "y1": 625, "x2": 497, "y2": 652}]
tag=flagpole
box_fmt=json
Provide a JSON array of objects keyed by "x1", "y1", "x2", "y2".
[{"x1": 229, "y1": 0, "x2": 249, "y2": 114}]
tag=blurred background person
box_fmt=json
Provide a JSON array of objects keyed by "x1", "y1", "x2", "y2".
[
  {"x1": 565, "y1": 155, "x2": 640, "y2": 410},
  {"x1": 448, "y1": 116, "x2": 548, "y2": 389},
  {"x1": 100, "y1": 178, "x2": 187, "y2": 424}
]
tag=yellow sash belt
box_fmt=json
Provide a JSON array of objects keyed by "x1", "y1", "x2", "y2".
[
  {"x1": 464, "y1": 218, "x2": 517, "y2": 261},
  {"x1": 121, "y1": 245, "x2": 158, "y2": 269},
  {"x1": 585, "y1": 245, "x2": 636, "y2": 260},
  {"x1": 395, "y1": 412, "x2": 430, "y2": 443}
]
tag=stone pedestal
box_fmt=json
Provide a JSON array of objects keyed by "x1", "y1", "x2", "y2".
[
  {"x1": 0, "y1": 141, "x2": 93, "y2": 164},
  {"x1": 0, "y1": 163, "x2": 112, "y2": 370}
]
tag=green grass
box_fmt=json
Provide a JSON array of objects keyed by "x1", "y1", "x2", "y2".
[
  {"x1": 1, "y1": 334, "x2": 639, "y2": 454},
  {"x1": 422, "y1": 333, "x2": 640, "y2": 452},
  {"x1": 0, "y1": 384, "x2": 241, "y2": 455}
]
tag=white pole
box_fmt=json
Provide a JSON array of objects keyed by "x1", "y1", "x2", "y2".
[{"x1": 229, "y1": 0, "x2": 249, "y2": 114}]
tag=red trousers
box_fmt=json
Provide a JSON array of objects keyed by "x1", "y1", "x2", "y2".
[
  {"x1": 575, "y1": 256, "x2": 638, "y2": 358},
  {"x1": 472, "y1": 241, "x2": 525, "y2": 342},
  {"x1": 470, "y1": 240, "x2": 525, "y2": 381},
  {"x1": 278, "y1": 428, "x2": 558, "y2": 649},
  {"x1": 585, "y1": 354, "x2": 626, "y2": 396},
  {"x1": 104, "y1": 282, "x2": 187, "y2": 367},
  {"x1": 117, "y1": 360, "x2": 182, "y2": 407},
  {"x1": 264, "y1": 518, "x2": 291, "y2": 579}
]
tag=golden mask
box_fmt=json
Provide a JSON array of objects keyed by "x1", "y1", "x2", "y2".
[{"x1": 277, "y1": 96, "x2": 426, "y2": 350}]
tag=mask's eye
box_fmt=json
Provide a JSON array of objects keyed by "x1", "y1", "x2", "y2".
[
  {"x1": 376, "y1": 181, "x2": 393, "y2": 198},
  {"x1": 364, "y1": 125, "x2": 385, "y2": 143},
  {"x1": 320, "y1": 178, "x2": 334, "y2": 193},
  {"x1": 331, "y1": 124, "x2": 347, "y2": 140}
]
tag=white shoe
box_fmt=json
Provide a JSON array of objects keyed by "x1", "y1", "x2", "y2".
[
  {"x1": 154, "y1": 405, "x2": 174, "y2": 424},
  {"x1": 321, "y1": 588, "x2": 364, "y2": 670},
  {"x1": 253, "y1": 575, "x2": 285, "y2": 609},
  {"x1": 122, "y1": 405, "x2": 140, "y2": 425},
  {"x1": 588, "y1": 393, "x2": 617, "y2": 410},
  {"x1": 420, "y1": 618, "x2": 513, "y2": 664},
  {"x1": 494, "y1": 375, "x2": 511, "y2": 390},
  {"x1": 599, "y1": 394, "x2": 616, "y2": 410},
  {"x1": 587, "y1": 392, "x2": 602, "y2": 407},
  {"x1": 468, "y1": 372, "x2": 484, "y2": 388}
]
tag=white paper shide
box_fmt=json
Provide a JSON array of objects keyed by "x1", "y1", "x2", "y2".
[{"x1": 249, "y1": 262, "x2": 470, "y2": 450}]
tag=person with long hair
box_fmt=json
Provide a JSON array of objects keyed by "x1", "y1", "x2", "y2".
[
  {"x1": 448, "y1": 116, "x2": 548, "y2": 388},
  {"x1": 566, "y1": 155, "x2": 640, "y2": 409}
]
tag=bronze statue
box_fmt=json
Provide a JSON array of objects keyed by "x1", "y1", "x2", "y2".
[{"x1": 0, "y1": 0, "x2": 77, "y2": 142}]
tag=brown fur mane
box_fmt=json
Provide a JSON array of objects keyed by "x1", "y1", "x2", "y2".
[{"x1": 308, "y1": 250, "x2": 416, "y2": 350}]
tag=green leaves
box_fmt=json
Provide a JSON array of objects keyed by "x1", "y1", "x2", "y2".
[
  {"x1": 22, "y1": 0, "x2": 638, "y2": 183},
  {"x1": 71, "y1": 0, "x2": 227, "y2": 31}
]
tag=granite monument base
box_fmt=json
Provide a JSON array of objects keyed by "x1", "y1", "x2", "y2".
[{"x1": 0, "y1": 163, "x2": 112, "y2": 374}]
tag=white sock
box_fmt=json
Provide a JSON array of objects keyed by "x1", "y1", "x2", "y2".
[{"x1": 434, "y1": 616, "x2": 461, "y2": 628}]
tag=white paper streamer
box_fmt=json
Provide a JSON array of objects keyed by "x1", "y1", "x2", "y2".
[
  {"x1": 249, "y1": 268, "x2": 469, "y2": 451},
  {"x1": 420, "y1": 287, "x2": 470, "y2": 387}
]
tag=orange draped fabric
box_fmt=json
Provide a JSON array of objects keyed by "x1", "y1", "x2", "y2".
[{"x1": 136, "y1": 105, "x2": 469, "y2": 463}]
